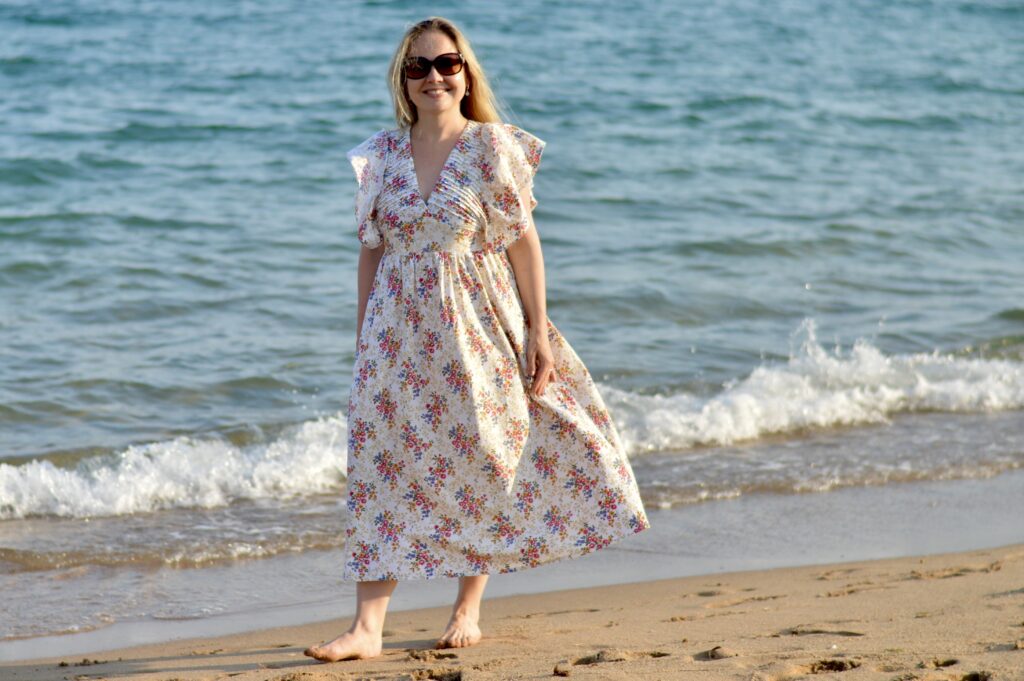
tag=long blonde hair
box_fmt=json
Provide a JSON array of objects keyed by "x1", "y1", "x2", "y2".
[{"x1": 388, "y1": 17, "x2": 510, "y2": 129}]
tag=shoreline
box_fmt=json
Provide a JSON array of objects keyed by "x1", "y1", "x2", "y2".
[
  {"x1": 3, "y1": 468, "x2": 1024, "y2": 668},
  {"x1": 2, "y1": 541, "x2": 1023, "y2": 680}
]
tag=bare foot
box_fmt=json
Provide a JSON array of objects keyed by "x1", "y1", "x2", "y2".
[
  {"x1": 435, "y1": 610, "x2": 482, "y2": 649},
  {"x1": 303, "y1": 627, "x2": 382, "y2": 662}
]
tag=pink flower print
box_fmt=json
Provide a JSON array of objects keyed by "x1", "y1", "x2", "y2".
[
  {"x1": 426, "y1": 453, "x2": 454, "y2": 491},
  {"x1": 551, "y1": 383, "x2": 578, "y2": 411},
  {"x1": 477, "y1": 393, "x2": 507, "y2": 424},
  {"x1": 491, "y1": 268, "x2": 514, "y2": 300},
  {"x1": 463, "y1": 324, "x2": 489, "y2": 359},
  {"x1": 372, "y1": 387, "x2": 397, "y2": 428},
  {"x1": 543, "y1": 505, "x2": 572, "y2": 540},
  {"x1": 380, "y1": 207, "x2": 401, "y2": 236},
  {"x1": 402, "y1": 480, "x2": 437, "y2": 519},
  {"x1": 487, "y1": 511, "x2": 524, "y2": 547},
  {"x1": 376, "y1": 327, "x2": 402, "y2": 367},
  {"x1": 481, "y1": 452, "x2": 515, "y2": 489},
  {"x1": 581, "y1": 431, "x2": 603, "y2": 466},
  {"x1": 448, "y1": 422, "x2": 480, "y2": 463},
  {"x1": 514, "y1": 480, "x2": 540, "y2": 519},
  {"x1": 404, "y1": 539, "x2": 444, "y2": 577},
  {"x1": 448, "y1": 164, "x2": 472, "y2": 189},
  {"x1": 400, "y1": 420, "x2": 432, "y2": 461},
  {"x1": 439, "y1": 298, "x2": 458, "y2": 331},
  {"x1": 442, "y1": 356, "x2": 468, "y2": 399},
  {"x1": 457, "y1": 266, "x2": 484, "y2": 298},
  {"x1": 352, "y1": 358, "x2": 379, "y2": 395},
  {"x1": 385, "y1": 267, "x2": 403, "y2": 300},
  {"x1": 417, "y1": 264, "x2": 439, "y2": 299},
  {"x1": 395, "y1": 218, "x2": 419, "y2": 247},
  {"x1": 564, "y1": 464, "x2": 598, "y2": 501},
  {"x1": 492, "y1": 184, "x2": 520, "y2": 215},
  {"x1": 357, "y1": 220, "x2": 376, "y2": 248},
  {"x1": 629, "y1": 511, "x2": 651, "y2": 532},
  {"x1": 455, "y1": 483, "x2": 488, "y2": 522},
  {"x1": 346, "y1": 479, "x2": 376, "y2": 517},
  {"x1": 430, "y1": 514, "x2": 462, "y2": 548},
  {"x1": 518, "y1": 536, "x2": 548, "y2": 567},
  {"x1": 348, "y1": 413, "x2": 376, "y2": 450},
  {"x1": 386, "y1": 171, "x2": 410, "y2": 196},
  {"x1": 372, "y1": 448, "x2": 406, "y2": 490},
  {"x1": 421, "y1": 391, "x2": 448, "y2": 432},
  {"x1": 494, "y1": 355, "x2": 519, "y2": 392},
  {"x1": 462, "y1": 545, "x2": 492, "y2": 572},
  {"x1": 504, "y1": 417, "x2": 528, "y2": 450},
  {"x1": 374, "y1": 509, "x2": 406, "y2": 546},
  {"x1": 585, "y1": 403, "x2": 611, "y2": 430},
  {"x1": 419, "y1": 330, "x2": 442, "y2": 364},
  {"x1": 597, "y1": 487, "x2": 625, "y2": 525},
  {"x1": 530, "y1": 446, "x2": 558, "y2": 480},
  {"x1": 402, "y1": 295, "x2": 424, "y2": 332},
  {"x1": 575, "y1": 523, "x2": 613, "y2": 554},
  {"x1": 477, "y1": 156, "x2": 497, "y2": 183},
  {"x1": 614, "y1": 457, "x2": 632, "y2": 482},
  {"x1": 550, "y1": 415, "x2": 580, "y2": 443},
  {"x1": 398, "y1": 359, "x2": 429, "y2": 398},
  {"x1": 346, "y1": 541, "x2": 380, "y2": 579}
]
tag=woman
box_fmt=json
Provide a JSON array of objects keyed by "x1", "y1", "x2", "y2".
[{"x1": 305, "y1": 16, "x2": 650, "y2": 662}]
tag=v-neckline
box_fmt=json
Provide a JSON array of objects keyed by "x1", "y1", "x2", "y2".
[{"x1": 406, "y1": 119, "x2": 474, "y2": 209}]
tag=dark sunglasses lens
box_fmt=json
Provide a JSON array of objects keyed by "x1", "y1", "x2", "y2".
[
  {"x1": 405, "y1": 57, "x2": 429, "y2": 79},
  {"x1": 435, "y1": 55, "x2": 463, "y2": 75}
]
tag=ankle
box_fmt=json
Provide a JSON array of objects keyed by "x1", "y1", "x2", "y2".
[
  {"x1": 350, "y1": 619, "x2": 385, "y2": 637},
  {"x1": 451, "y1": 605, "x2": 480, "y2": 620}
]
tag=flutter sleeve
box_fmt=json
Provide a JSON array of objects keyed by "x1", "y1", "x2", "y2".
[
  {"x1": 345, "y1": 129, "x2": 390, "y2": 249},
  {"x1": 479, "y1": 122, "x2": 546, "y2": 252}
]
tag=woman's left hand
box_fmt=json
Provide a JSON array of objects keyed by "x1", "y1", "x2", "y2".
[{"x1": 525, "y1": 324, "x2": 558, "y2": 397}]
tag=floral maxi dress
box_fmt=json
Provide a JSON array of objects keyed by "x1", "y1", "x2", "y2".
[{"x1": 342, "y1": 119, "x2": 650, "y2": 580}]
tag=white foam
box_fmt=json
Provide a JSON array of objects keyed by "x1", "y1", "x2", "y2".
[
  {"x1": 606, "y1": 319, "x2": 1024, "y2": 454},
  {"x1": 0, "y1": 414, "x2": 348, "y2": 519}
]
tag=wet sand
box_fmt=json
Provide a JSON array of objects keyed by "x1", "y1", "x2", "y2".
[{"x1": 3, "y1": 541, "x2": 1023, "y2": 680}]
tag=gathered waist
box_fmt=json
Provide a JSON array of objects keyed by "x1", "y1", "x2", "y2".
[{"x1": 381, "y1": 246, "x2": 505, "y2": 260}]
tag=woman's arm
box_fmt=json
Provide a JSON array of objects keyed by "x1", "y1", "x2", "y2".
[
  {"x1": 506, "y1": 216, "x2": 558, "y2": 397},
  {"x1": 356, "y1": 244, "x2": 385, "y2": 341}
]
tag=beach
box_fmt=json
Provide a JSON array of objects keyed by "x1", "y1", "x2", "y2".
[
  {"x1": 4, "y1": 1, "x2": 1024, "y2": 676},
  {"x1": 2, "y1": 541, "x2": 1022, "y2": 680}
]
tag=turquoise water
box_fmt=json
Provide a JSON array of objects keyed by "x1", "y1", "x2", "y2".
[{"x1": 1, "y1": 0, "x2": 1023, "y2": 640}]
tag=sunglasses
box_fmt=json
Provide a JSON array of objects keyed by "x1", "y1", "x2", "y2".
[{"x1": 403, "y1": 52, "x2": 465, "y2": 80}]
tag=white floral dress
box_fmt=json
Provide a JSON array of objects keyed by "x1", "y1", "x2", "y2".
[{"x1": 342, "y1": 119, "x2": 650, "y2": 580}]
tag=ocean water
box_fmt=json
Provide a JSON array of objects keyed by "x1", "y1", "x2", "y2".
[{"x1": 2, "y1": 0, "x2": 1024, "y2": 644}]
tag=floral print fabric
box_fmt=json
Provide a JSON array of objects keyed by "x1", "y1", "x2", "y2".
[{"x1": 341, "y1": 119, "x2": 650, "y2": 581}]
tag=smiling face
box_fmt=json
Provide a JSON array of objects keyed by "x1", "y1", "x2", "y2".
[{"x1": 404, "y1": 30, "x2": 468, "y2": 119}]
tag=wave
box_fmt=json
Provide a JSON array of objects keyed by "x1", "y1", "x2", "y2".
[
  {"x1": 0, "y1": 416, "x2": 348, "y2": 520},
  {"x1": 605, "y1": 319, "x2": 1024, "y2": 454},
  {"x1": 3, "y1": 320, "x2": 1022, "y2": 520}
]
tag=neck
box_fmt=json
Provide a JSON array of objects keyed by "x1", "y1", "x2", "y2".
[{"x1": 411, "y1": 113, "x2": 468, "y2": 140}]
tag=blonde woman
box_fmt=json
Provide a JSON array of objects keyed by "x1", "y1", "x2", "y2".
[{"x1": 305, "y1": 16, "x2": 650, "y2": 662}]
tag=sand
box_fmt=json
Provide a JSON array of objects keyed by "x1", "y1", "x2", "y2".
[{"x1": 3, "y1": 542, "x2": 1023, "y2": 681}]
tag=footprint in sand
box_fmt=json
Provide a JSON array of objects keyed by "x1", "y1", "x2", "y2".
[
  {"x1": 800, "y1": 658, "x2": 862, "y2": 674},
  {"x1": 775, "y1": 625, "x2": 865, "y2": 637},
  {"x1": 904, "y1": 560, "x2": 1002, "y2": 580},
  {"x1": 571, "y1": 648, "x2": 672, "y2": 665},
  {"x1": 706, "y1": 594, "x2": 786, "y2": 609},
  {"x1": 694, "y1": 645, "x2": 738, "y2": 660}
]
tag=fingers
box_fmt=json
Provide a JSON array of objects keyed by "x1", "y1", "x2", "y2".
[{"x1": 530, "y1": 362, "x2": 558, "y2": 397}]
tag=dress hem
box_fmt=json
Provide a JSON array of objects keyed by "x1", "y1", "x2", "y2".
[{"x1": 339, "y1": 518, "x2": 652, "y2": 582}]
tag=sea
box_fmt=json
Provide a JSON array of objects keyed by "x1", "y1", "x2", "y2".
[{"x1": 2, "y1": 0, "x2": 1023, "y2": 659}]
